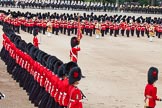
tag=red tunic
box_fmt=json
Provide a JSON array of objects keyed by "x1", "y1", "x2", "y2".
[
  {"x1": 136, "y1": 25, "x2": 141, "y2": 31},
  {"x1": 50, "y1": 74, "x2": 57, "y2": 97},
  {"x1": 67, "y1": 23, "x2": 72, "y2": 29},
  {"x1": 141, "y1": 26, "x2": 146, "y2": 31},
  {"x1": 58, "y1": 79, "x2": 64, "y2": 106},
  {"x1": 144, "y1": 84, "x2": 160, "y2": 108},
  {"x1": 158, "y1": 26, "x2": 162, "y2": 33},
  {"x1": 54, "y1": 78, "x2": 62, "y2": 102},
  {"x1": 101, "y1": 23, "x2": 106, "y2": 30},
  {"x1": 120, "y1": 22, "x2": 126, "y2": 30},
  {"x1": 106, "y1": 21, "x2": 110, "y2": 29},
  {"x1": 89, "y1": 23, "x2": 94, "y2": 30},
  {"x1": 45, "y1": 69, "x2": 53, "y2": 92},
  {"x1": 131, "y1": 24, "x2": 136, "y2": 30},
  {"x1": 114, "y1": 24, "x2": 119, "y2": 30},
  {"x1": 63, "y1": 22, "x2": 67, "y2": 28},
  {"x1": 33, "y1": 37, "x2": 38, "y2": 48},
  {"x1": 126, "y1": 25, "x2": 131, "y2": 31},
  {"x1": 68, "y1": 85, "x2": 83, "y2": 108},
  {"x1": 109, "y1": 24, "x2": 114, "y2": 30},
  {"x1": 70, "y1": 46, "x2": 80, "y2": 63},
  {"x1": 62, "y1": 78, "x2": 70, "y2": 107}
]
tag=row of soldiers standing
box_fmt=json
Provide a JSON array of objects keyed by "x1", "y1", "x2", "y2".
[
  {"x1": 1, "y1": 1, "x2": 162, "y2": 14},
  {"x1": 0, "y1": 23, "x2": 84, "y2": 108},
  {"x1": 120, "y1": 5, "x2": 162, "y2": 14},
  {"x1": 0, "y1": 0, "x2": 116, "y2": 11},
  {"x1": 0, "y1": 10, "x2": 162, "y2": 39}
]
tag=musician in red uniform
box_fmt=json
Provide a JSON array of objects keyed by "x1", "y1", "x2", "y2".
[
  {"x1": 70, "y1": 37, "x2": 80, "y2": 63},
  {"x1": 144, "y1": 67, "x2": 162, "y2": 108},
  {"x1": 68, "y1": 67, "x2": 83, "y2": 108}
]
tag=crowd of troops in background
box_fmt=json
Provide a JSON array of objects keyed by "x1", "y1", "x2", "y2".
[
  {"x1": 0, "y1": 0, "x2": 162, "y2": 14},
  {"x1": 0, "y1": 23, "x2": 85, "y2": 108},
  {"x1": 0, "y1": 10, "x2": 162, "y2": 39}
]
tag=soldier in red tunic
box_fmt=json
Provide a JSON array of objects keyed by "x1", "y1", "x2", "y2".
[
  {"x1": 70, "y1": 37, "x2": 80, "y2": 63},
  {"x1": 55, "y1": 20, "x2": 60, "y2": 35},
  {"x1": 58, "y1": 61, "x2": 78, "y2": 108},
  {"x1": 33, "y1": 27, "x2": 39, "y2": 48},
  {"x1": 14, "y1": 18, "x2": 21, "y2": 34},
  {"x1": 126, "y1": 23, "x2": 131, "y2": 37},
  {"x1": 33, "y1": 36, "x2": 38, "y2": 47},
  {"x1": 109, "y1": 20, "x2": 114, "y2": 36},
  {"x1": 144, "y1": 67, "x2": 162, "y2": 108},
  {"x1": 67, "y1": 20, "x2": 72, "y2": 36},
  {"x1": 101, "y1": 21, "x2": 106, "y2": 37},
  {"x1": 141, "y1": 23, "x2": 146, "y2": 37},
  {"x1": 120, "y1": 19, "x2": 126, "y2": 36},
  {"x1": 130, "y1": 20, "x2": 136, "y2": 36},
  {"x1": 89, "y1": 21, "x2": 94, "y2": 37},
  {"x1": 68, "y1": 67, "x2": 83, "y2": 108},
  {"x1": 136, "y1": 20, "x2": 141, "y2": 38},
  {"x1": 114, "y1": 21, "x2": 119, "y2": 37},
  {"x1": 157, "y1": 24, "x2": 162, "y2": 38}
]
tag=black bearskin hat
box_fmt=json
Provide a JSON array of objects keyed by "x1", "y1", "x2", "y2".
[
  {"x1": 26, "y1": 43, "x2": 33, "y2": 54},
  {"x1": 19, "y1": 40, "x2": 27, "y2": 52},
  {"x1": 57, "y1": 63, "x2": 66, "y2": 78},
  {"x1": 65, "y1": 61, "x2": 78, "y2": 76},
  {"x1": 36, "y1": 51, "x2": 46, "y2": 64},
  {"x1": 71, "y1": 36, "x2": 79, "y2": 48},
  {"x1": 148, "y1": 67, "x2": 159, "y2": 84},
  {"x1": 50, "y1": 59, "x2": 59, "y2": 72},
  {"x1": 10, "y1": 34, "x2": 17, "y2": 43},
  {"x1": 14, "y1": 36, "x2": 21, "y2": 48},
  {"x1": 47, "y1": 56, "x2": 58, "y2": 70},
  {"x1": 54, "y1": 60, "x2": 63, "y2": 75},
  {"x1": 33, "y1": 49, "x2": 40, "y2": 61},
  {"x1": 42, "y1": 54, "x2": 50, "y2": 67},
  {"x1": 69, "y1": 67, "x2": 82, "y2": 84},
  {"x1": 29, "y1": 46, "x2": 38, "y2": 60},
  {"x1": 3, "y1": 24, "x2": 15, "y2": 37}
]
